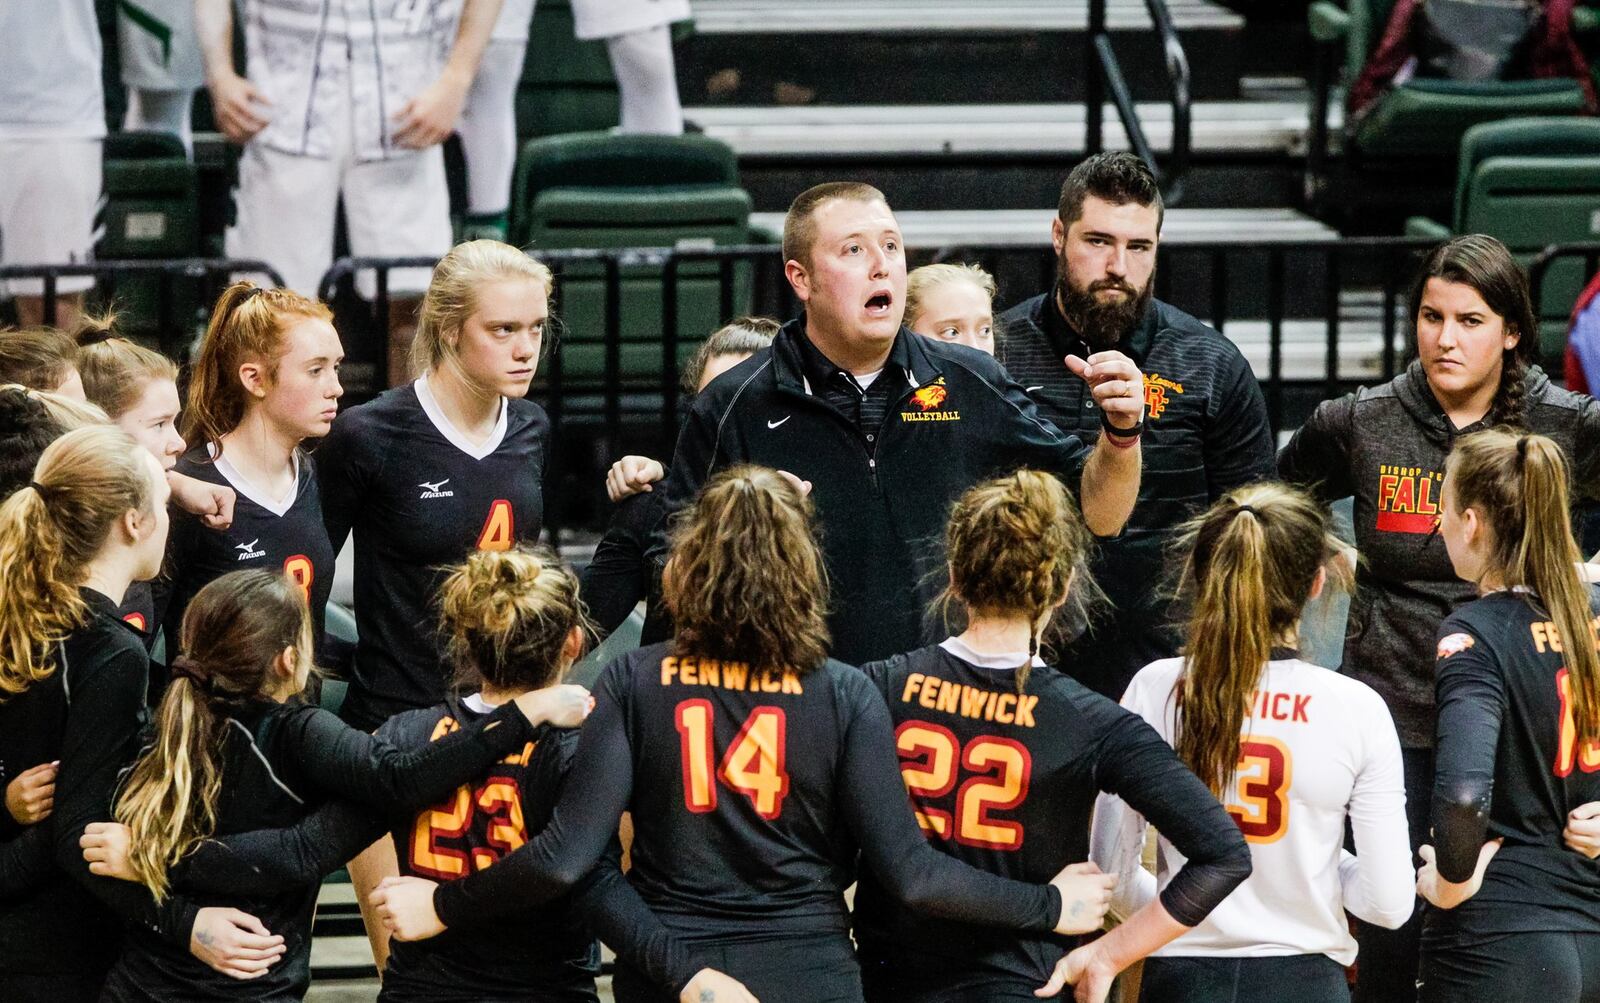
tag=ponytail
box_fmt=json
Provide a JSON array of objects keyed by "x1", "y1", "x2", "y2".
[
  {"x1": 1448, "y1": 431, "x2": 1600, "y2": 739},
  {"x1": 114, "y1": 569, "x2": 314, "y2": 899},
  {"x1": 1176, "y1": 483, "x2": 1334, "y2": 795},
  {"x1": 0, "y1": 426, "x2": 152, "y2": 697},
  {"x1": 184, "y1": 282, "x2": 331, "y2": 457},
  {"x1": 73, "y1": 311, "x2": 179, "y2": 421}
]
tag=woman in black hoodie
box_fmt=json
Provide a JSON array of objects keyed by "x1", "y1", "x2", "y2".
[{"x1": 1278, "y1": 233, "x2": 1600, "y2": 1003}]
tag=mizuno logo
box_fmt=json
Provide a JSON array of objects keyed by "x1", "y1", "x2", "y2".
[
  {"x1": 767, "y1": 416, "x2": 791, "y2": 429},
  {"x1": 235, "y1": 539, "x2": 266, "y2": 560},
  {"x1": 419, "y1": 479, "x2": 455, "y2": 499}
]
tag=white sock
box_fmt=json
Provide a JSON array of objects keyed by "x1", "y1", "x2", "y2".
[
  {"x1": 458, "y1": 38, "x2": 527, "y2": 216},
  {"x1": 605, "y1": 25, "x2": 683, "y2": 135}
]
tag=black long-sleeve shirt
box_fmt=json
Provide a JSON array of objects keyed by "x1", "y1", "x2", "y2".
[
  {"x1": 0, "y1": 589, "x2": 193, "y2": 978},
  {"x1": 854, "y1": 644, "x2": 1252, "y2": 995},
  {"x1": 579, "y1": 491, "x2": 661, "y2": 641},
  {"x1": 1427, "y1": 589, "x2": 1600, "y2": 944},
  {"x1": 429, "y1": 644, "x2": 1064, "y2": 948},
  {"x1": 170, "y1": 696, "x2": 705, "y2": 996},
  {"x1": 99, "y1": 694, "x2": 537, "y2": 1000}
]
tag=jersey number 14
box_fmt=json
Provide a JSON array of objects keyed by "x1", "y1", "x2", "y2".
[{"x1": 675, "y1": 700, "x2": 791, "y2": 820}]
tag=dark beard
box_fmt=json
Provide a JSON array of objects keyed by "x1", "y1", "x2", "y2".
[{"x1": 1058, "y1": 270, "x2": 1154, "y2": 352}]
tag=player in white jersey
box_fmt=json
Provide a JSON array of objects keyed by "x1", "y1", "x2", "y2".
[
  {"x1": 456, "y1": 0, "x2": 538, "y2": 241},
  {"x1": 1092, "y1": 482, "x2": 1414, "y2": 1003},
  {"x1": 575, "y1": 0, "x2": 690, "y2": 134}
]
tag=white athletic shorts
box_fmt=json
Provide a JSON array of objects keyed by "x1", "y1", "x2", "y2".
[
  {"x1": 572, "y1": 0, "x2": 690, "y2": 40},
  {"x1": 0, "y1": 138, "x2": 101, "y2": 297},
  {"x1": 227, "y1": 87, "x2": 450, "y2": 299},
  {"x1": 117, "y1": 0, "x2": 204, "y2": 91}
]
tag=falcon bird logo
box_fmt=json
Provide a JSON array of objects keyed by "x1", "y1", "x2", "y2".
[{"x1": 909, "y1": 384, "x2": 948, "y2": 412}]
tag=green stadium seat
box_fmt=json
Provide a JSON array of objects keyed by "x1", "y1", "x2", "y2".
[
  {"x1": 97, "y1": 130, "x2": 202, "y2": 349},
  {"x1": 1405, "y1": 118, "x2": 1600, "y2": 362},
  {"x1": 1305, "y1": 0, "x2": 1593, "y2": 213},
  {"x1": 509, "y1": 132, "x2": 754, "y2": 390}
]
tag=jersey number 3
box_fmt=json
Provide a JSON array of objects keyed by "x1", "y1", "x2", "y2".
[
  {"x1": 674, "y1": 700, "x2": 790, "y2": 820},
  {"x1": 895, "y1": 721, "x2": 1032, "y2": 850},
  {"x1": 1226, "y1": 738, "x2": 1291, "y2": 844}
]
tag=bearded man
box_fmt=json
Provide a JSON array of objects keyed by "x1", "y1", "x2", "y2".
[{"x1": 998, "y1": 152, "x2": 1275, "y2": 699}]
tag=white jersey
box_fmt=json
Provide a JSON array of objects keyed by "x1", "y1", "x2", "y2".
[
  {"x1": 0, "y1": 0, "x2": 104, "y2": 140},
  {"x1": 1091, "y1": 656, "x2": 1413, "y2": 965}
]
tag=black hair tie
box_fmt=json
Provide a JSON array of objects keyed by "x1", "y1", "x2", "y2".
[
  {"x1": 168, "y1": 655, "x2": 210, "y2": 689},
  {"x1": 1516, "y1": 435, "x2": 1531, "y2": 467},
  {"x1": 1236, "y1": 503, "x2": 1258, "y2": 517},
  {"x1": 28, "y1": 481, "x2": 55, "y2": 501}
]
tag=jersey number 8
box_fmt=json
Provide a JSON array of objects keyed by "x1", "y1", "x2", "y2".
[{"x1": 895, "y1": 720, "x2": 1033, "y2": 851}]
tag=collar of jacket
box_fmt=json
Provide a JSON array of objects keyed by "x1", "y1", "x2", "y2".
[
  {"x1": 1030, "y1": 284, "x2": 1160, "y2": 367},
  {"x1": 771, "y1": 315, "x2": 936, "y2": 400}
]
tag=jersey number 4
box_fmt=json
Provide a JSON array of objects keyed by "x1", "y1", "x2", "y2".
[
  {"x1": 674, "y1": 700, "x2": 790, "y2": 820},
  {"x1": 1226, "y1": 738, "x2": 1291, "y2": 844},
  {"x1": 895, "y1": 721, "x2": 1033, "y2": 850},
  {"x1": 476, "y1": 500, "x2": 514, "y2": 551}
]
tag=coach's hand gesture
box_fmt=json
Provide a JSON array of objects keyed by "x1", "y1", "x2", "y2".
[
  {"x1": 1049, "y1": 861, "x2": 1117, "y2": 936},
  {"x1": 680, "y1": 968, "x2": 761, "y2": 1003},
  {"x1": 371, "y1": 875, "x2": 446, "y2": 941},
  {"x1": 1065, "y1": 351, "x2": 1145, "y2": 433}
]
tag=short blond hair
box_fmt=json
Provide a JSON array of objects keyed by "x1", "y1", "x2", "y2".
[
  {"x1": 905, "y1": 263, "x2": 997, "y2": 327},
  {"x1": 411, "y1": 241, "x2": 555, "y2": 381}
]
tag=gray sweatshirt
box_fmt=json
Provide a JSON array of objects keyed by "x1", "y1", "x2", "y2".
[{"x1": 1279, "y1": 361, "x2": 1600, "y2": 747}]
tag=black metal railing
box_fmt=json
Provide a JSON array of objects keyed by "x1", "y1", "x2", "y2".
[
  {"x1": 1084, "y1": 0, "x2": 1192, "y2": 203},
  {"x1": 1530, "y1": 240, "x2": 1600, "y2": 318},
  {"x1": 0, "y1": 259, "x2": 286, "y2": 347}
]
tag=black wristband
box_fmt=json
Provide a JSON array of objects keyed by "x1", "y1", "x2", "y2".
[{"x1": 1101, "y1": 411, "x2": 1143, "y2": 440}]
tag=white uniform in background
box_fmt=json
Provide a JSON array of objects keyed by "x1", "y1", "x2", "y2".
[
  {"x1": 456, "y1": 0, "x2": 537, "y2": 230},
  {"x1": 118, "y1": 0, "x2": 205, "y2": 152},
  {"x1": 225, "y1": 0, "x2": 456, "y2": 297},
  {"x1": 1092, "y1": 655, "x2": 1414, "y2": 964},
  {"x1": 0, "y1": 0, "x2": 103, "y2": 298}
]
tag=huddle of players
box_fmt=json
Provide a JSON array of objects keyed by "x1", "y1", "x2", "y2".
[{"x1": 1, "y1": 185, "x2": 1599, "y2": 1003}]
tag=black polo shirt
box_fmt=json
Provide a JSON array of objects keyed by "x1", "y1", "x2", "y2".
[
  {"x1": 793, "y1": 329, "x2": 915, "y2": 453},
  {"x1": 998, "y1": 288, "x2": 1274, "y2": 698},
  {"x1": 655, "y1": 317, "x2": 1097, "y2": 665}
]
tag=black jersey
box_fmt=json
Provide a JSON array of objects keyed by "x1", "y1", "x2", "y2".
[
  {"x1": 116, "y1": 580, "x2": 156, "y2": 637},
  {"x1": 432, "y1": 643, "x2": 1063, "y2": 956},
  {"x1": 163, "y1": 447, "x2": 335, "y2": 652},
  {"x1": 1427, "y1": 590, "x2": 1600, "y2": 943},
  {"x1": 315, "y1": 378, "x2": 548, "y2": 728},
  {"x1": 854, "y1": 643, "x2": 1253, "y2": 997},
  {"x1": 377, "y1": 699, "x2": 602, "y2": 1001},
  {"x1": 100, "y1": 696, "x2": 538, "y2": 1001}
]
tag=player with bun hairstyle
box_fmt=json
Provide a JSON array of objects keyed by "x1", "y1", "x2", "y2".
[
  {"x1": 1415, "y1": 430, "x2": 1600, "y2": 1001},
  {"x1": 315, "y1": 240, "x2": 555, "y2": 730},
  {"x1": 1279, "y1": 236, "x2": 1600, "y2": 1002},
  {"x1": 367, "y1": 465, "x2": 1126, "y2": 1003},
  {"x1": 79, "y1": 565, "x2": 593, "y2": 1001},
  {"x1": 86, "y1": 547, "x2": 752, "y2": 1003},
  {"x1": 856, "y1": 470, "x2": 1253, "y2": 1002},
  {"x1": 1093, "y1": 482, "x2": 1412, "y2": 1003},
  {"x1": 0, "y1": 426, "x2": 274, "y2": 999},
  {"x1": 904, "y1": 262, "x2": 997, "y2": 355}
]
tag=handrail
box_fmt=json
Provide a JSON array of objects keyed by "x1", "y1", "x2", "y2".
[
  {"x1": 0, "y1": 258, "x2": 287, "y2": 329},
  {"x1": 1529, "y1": 241, "x2": 1600, "y2": 314},
  {"x1": 1084, "y1": 0, "x2": 1193, "y2": 204}
]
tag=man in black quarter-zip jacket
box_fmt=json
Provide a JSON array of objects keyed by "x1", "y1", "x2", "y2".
[{"x1": 654, "y1": 182, "x2": 1145, "y2": 666}]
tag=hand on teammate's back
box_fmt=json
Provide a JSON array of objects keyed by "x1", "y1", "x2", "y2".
[
  {"x1": 1416, "y1": 839, "x2": 1502, "y2": 910},
  {"x1": 189, "y1": 907, "x2": 287, "y2": 980},
  {"x1": 512, "y1": 684, "x2": 595, "y2": 730},
  {"x1": 79, "y1": 821, "x2": 136, "y2": 880},
  {"x1": 1049, "y1": 860, "x2": 1116, "y2": 935},
  {"x1": 1565, "y1": 802, "x2": 1600, "y2": 858},
  {"x1": 679, "y1": 968, "x2": 762, "y2": 1003},
  {"x1": 4, "y1": 760, "x2": 56, "y2": 825},
  {"x1": 370, "y1": 875, "x2": 446, "y2": 941},
  {"x1": 206, "y1": 70, "x2": 272, "y2": 144},
  {"x1": 606, "y1": 456, "x2": 667, "y2": 502},
  {"x1": 1036, "y1": 940, "x2": 1116, "y2": 1002}
]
